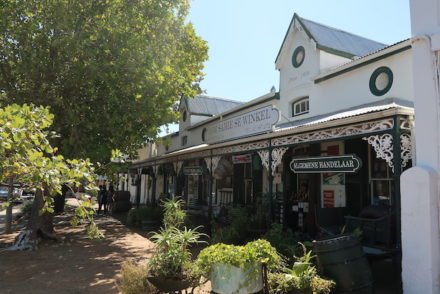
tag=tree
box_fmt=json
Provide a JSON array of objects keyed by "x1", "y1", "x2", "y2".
[
  {"x1": 0, "y1": 0, "x2": 208, "y2": 163},
  {"x1": 0, "y1": 104, "x2": 95, "y2": 242}
]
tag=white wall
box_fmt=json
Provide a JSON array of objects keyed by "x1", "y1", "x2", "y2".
[
  {"x1": 277, "y1": 24, "x2": 318, "y2": 121},
  {"x1": 320, "y1": 51, "x2": 351, "y2": 72},
  {"x1": 311, "y1": 50, "x2": 413, "y2": 117}
]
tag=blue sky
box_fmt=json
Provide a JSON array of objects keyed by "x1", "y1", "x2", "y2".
[{"x1": 188, "y1": 0, "x2": 411, "y2": 102}]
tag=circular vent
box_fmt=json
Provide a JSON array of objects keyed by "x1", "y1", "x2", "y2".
[
  {"x1": 292, "y1": 46, "x2": 305, "y2": 68},
  {"x1": 369, "y1": 67, "x2": 393, "y2": 96}
]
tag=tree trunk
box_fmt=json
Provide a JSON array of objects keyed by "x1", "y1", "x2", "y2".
[
  {"x1": 5, "y1": 177, "x2": 14, "y2": 234},
  {"x1": 27, "y1": 188, "x2": 55, "y2": 241}
]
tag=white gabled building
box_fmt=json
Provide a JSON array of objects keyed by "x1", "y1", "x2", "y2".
[{"x1": 126, "y1": 13, "x2": 415, "y2": 290}]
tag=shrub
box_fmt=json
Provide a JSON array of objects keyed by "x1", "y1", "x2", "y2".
[
  {"x1": 267, "y1": 244, "x2": 335, "y2": 294},
  {"x1": 148, "y1": 198, "x2": 207, "y2": 283},
  {"x1": 118, "y1": 260, "x2": 153, "y2": 294},
  {"x1": 211, "y1": 207, "x2": 250, "y2": 244},
  {"x1": 196, "y1": 239, "x2": 283, "y2": 278},
  {"x1": 264, "y1": 223, "x2": 298, "y2": 262},
  {"x1": 87, "y1": 221, "x2": 105, "y2": 240}
]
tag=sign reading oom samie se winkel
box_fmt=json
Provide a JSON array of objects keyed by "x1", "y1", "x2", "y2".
[
  {"x1": 206, "y1": 105, "x2": 280, "y2": 143},
  {"x1": 290, "y1": 155, "x2": 362, "y2": 173}
]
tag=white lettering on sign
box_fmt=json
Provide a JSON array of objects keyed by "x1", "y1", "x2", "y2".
[{"x1": 206, "y1": 106, "x2": 280, "y2": 143}]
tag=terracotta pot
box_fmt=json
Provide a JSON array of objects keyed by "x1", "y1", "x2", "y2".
[{"x1": 147, "y1": 276, "x2": 192, "y2": 292}]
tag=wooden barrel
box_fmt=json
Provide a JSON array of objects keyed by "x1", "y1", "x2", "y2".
[
  {"x1": 313, "y1": 235, "x2": 373, "y2": 294},
  {"x1": 113, "y1": 191, "x2": 131, "y2": 202},
  {"x1": 112, "y1": 200, "x2": 132, "y2": 213}
]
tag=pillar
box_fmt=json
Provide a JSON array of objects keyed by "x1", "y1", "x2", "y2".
[{"x1": 403, "y1": 1, "x2": 440, "y2": 292}]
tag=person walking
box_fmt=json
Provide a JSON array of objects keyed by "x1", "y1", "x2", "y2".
[
  {"x1": 101, "y1": 186, "x2": 108, "y2": 215},
  {"x1": 97, "y1": 185, "x2": 104, "y2": 215},
  {"x1": 107, "y1": 184, "x2": 115, "y2": 214}
]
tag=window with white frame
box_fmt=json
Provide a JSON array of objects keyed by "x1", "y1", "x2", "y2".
[{"x1": 292, "y1": 97, "x2": 309, "y2": 116}]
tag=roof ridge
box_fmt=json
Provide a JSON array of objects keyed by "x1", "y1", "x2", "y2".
[
  {"x1": 298, "y1": 16, "x2": 388, "y2": 47},
  {"x1": 195, "y1": 95, "x2": 243, "y2": 104}
]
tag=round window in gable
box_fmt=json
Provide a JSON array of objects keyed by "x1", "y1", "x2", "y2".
[
  {"x1": 201, "y1": 128, "x2": 207, "y2": 142},
  {"x1": 292, "y1": 46, "x2": 305, "y2": 68},
  {"x1": 182, "y1": 110, "x2": 187, "y2": 122},
  {"x1": 369, "y1": 66, "x2": 393, "y2": 96}
]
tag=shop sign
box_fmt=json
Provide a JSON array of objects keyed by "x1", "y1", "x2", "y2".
[
  {"x1": 183, "y1": 166, "x2": 204, "y2": 175},
  {"x1": 232, "y1": 154, "x2": 252, "y2": 164},
  {"x1": 290, "y1": 155, "x2": 362, "y2": 173},
  {"x1": 206, "y1": 105, "x2": 280, "y2": 143}
]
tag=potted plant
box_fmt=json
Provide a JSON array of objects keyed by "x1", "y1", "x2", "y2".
[
  {"x1": 147, "y1": 198, "x2": 207, "y2": 292},
  {"x1": 196, "y1": 239, "x2": 282, "y2": 294},
  {"x1": 267, "y1": 244, "x2": 335, "y2": 294}
]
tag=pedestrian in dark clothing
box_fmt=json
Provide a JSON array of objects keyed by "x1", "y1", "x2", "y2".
[
  {"x1": 97, "y1": 185, "x2": 104, "y2": 215},
  {"x1": 107, "y1": 184, "x2": 115, "y2": 214},
  {"x1": 101, "y1": 186, "x2": 108, "y2": 215}
]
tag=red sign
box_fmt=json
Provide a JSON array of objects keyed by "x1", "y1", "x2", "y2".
[
  {"x1": 323, "y1": 190, "x2": 335, "y2": 208},
  {"x1": 232, "y1": 154, "x2": 252, "y2": 164}
]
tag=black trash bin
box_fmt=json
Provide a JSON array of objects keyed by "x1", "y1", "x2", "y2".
[{"x1": 313, "y1": 235, "x2": 373, "y2": 294}]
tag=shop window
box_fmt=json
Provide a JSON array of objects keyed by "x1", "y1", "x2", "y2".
[
  {"x1": 181, "y1": 135, "x2": 187, "y2": 146},
  {"x1": 292, "y1": 97, "x2": 309, "y2": 116},
  {"x1": 368, "y1": 146, "x2": 393, "y2": 206}
]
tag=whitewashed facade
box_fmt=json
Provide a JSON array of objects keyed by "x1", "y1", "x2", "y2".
[{"x1": 125, "y1": 13, "x2": 416, "y2": 291}]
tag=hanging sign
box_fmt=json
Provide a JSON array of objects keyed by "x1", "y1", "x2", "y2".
[
  {"x1": 232, "y1": 154, "x2": 252, "y2": 164},
  {"x1": 183, "y1": 166, "x2": 204, "y2": 175},
  {"x1": 290, "y1": 155, "x2": 362, "y2": 173}
]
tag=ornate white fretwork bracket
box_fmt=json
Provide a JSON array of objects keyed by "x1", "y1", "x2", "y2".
[
  {"x1": 257, "y1": 147, "x2": 288, "y2": 176},
  {"x1": 271, "y1": 147, "x2": 289, "y2": 175},
  {"x1": 401, "y1": 133, "x2": 412, "y2": 169},
  {"x1": 173, "y1": 161, "x2": 183, "y2": 174},
  {"x1": 212, "y1": 156, "x2": 221, "y2": 172},
  {"x1": 257, "y1": 150, "x2": 269, "y2": 172},
  {"x1": 363, "y1": 134, "x2": 394, "y2": 172},
  {"x1": 204, "y1": 156, "x2": 222, "y2": 172},
  {"x1": 152, "y1": 165, "x2": 159, "y2": 176},
  {"x1": 204, "y1": 157, "x2": 211, "y2": 171}
]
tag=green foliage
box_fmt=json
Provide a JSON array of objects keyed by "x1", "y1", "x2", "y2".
[
  {"x1": 0, "y1": 103, "x2": 97, "y2": 236},
  {"x1": 21, "y1": 201, "x2": 34, "y2": 216},
  {"x1": 211, "y1": 207, "x2": 250, "y2": 244},
  {"x1": 126, "y1": 207, "x2": 163, "y2": 227},
  {"x1": 87, "y1": 221, "x2": 105, "y2": 240},
  {"x1": 0, "y1": 0, "x2": 208, "y2": 163},
  {"x1": 264, "y1": 223, "x2": 299, "y2": 261},
  {"x1": 268, "y1": 244, "x2": 335, "y2": 294},
  {"x1": 118, "y1": 260, "x2": 153, "y2": 294},
  {"x1": 162, "y1": 198, "x2": 186, "y2": 229},
  {"x1": 196, "y1": 239, "x2": 283, "y2": 279},
  {"x1": 148, "y1": 198, "x2": 207, "y2": 282}
]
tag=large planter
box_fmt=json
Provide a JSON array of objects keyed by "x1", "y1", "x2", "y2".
[
  {"x1": 147, "y1": 276, "x2": 192, "y2": 292},
  {"x1": 210, "y1": 263, "x2": 263, "y2": 294},
  {"x1": 313, "y1": 235, "x2": 373, "y2": 294}
]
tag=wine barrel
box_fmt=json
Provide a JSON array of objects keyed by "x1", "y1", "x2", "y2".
[
  {"x1": 313, "y1": 235, "x2": 373, "y2": 294},
  {"x1": 113, "y1": 191, "x2": 131, "y2": 202},
  {"x1": 112, "y1": 200, "x2": 132, "y2": 213}
]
